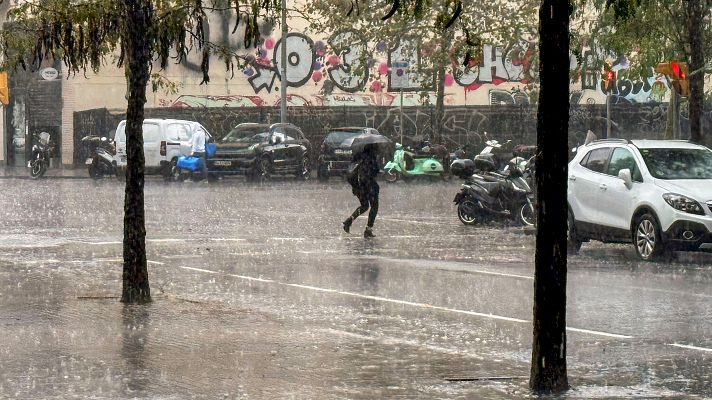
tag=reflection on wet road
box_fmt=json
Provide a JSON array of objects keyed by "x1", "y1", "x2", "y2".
[{"x1": 0, "y1": 178, "x2": 710, "y2": 398}]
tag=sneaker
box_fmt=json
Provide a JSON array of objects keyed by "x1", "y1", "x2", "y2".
[
  {"x1": 364, "y1": 227, "x2": 374, "y2": 238},
  {"x1": 342, "y1": 218, "x2": 352, "y2": 233}
]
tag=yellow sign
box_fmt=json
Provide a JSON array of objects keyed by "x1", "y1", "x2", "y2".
[{"x1": 0, "y1": 72, "x2": 8, "y2": 105}]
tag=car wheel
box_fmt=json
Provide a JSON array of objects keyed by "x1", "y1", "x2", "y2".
[
  {"x1": 169, "y1": 160, "x2": 182, "y2": 182},
  {"x1": 257, "y1": 157, "x2": 272, "y2": 182},
  {"x1": 162, "y1": 161, "x2": 175, "y2": 182},
  {"x1": 567, "y1": 209, "x2": 582, "y2": 254},
  {"x1": 633, "y1": 213, "x2": 669, "y2": 261}
]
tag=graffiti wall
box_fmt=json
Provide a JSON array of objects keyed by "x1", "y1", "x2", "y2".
[{"x1": 63, "y1": 11, "x2": 693, "y2": 113}]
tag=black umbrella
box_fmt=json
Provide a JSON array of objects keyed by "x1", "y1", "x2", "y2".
[{"x1": 350, "y1": 133, "x2": 392, "y2": 154}]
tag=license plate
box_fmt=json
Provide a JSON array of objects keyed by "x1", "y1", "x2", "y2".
[
  {"x1": 85, "y1": 158, "x2": 93, "y2": 165},
  {"x1": 213, "y1": 161, "x2": 231, "y2": 166},
  {"x1": 334, "y1": 149, "x2": 351, "y2": 155}
]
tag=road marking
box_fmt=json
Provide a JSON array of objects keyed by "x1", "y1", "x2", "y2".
[
  {"x1": 381, "y1": 218, "x2": 451, "y2": 226},
  {"x1": 147, "y1": 260, "x2": 165, "y2": 265},
  {"x1": 209, "y1": 238, "x2": 247, "y2": 242},
  {"x1": 85, "y1": 241, "x2": 122, "y2": 245},
  {"x1": 566, "y1": 327, "x2": 632, "y2": 339},
  {"x1": 668, "y1": 343, "x2": 712, "y2": 353},
  {"x1": 174, "y1": 266, "x2": 633, "y2": 339},
  {"x1": 181, "y1": 266, "x2": 219, "y2": 274}
]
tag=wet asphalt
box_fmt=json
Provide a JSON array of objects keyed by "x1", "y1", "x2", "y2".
[{"x1": 0, "y1": 175, "x2": 710, "y2": 399}]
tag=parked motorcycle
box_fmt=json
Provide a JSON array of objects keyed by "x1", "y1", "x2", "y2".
[
  {"x1": 27, "y1": 131, "x2": 54, "y2": 179},
  {"x1": 383, "y1": 142, "x2": 450, "y2": 182},
  {"x1": 81, "y1": 135, "x2": 117, "y2": 179},
  {"x1": 451, "y1": 157, "x2": 536, "y2": 226}
]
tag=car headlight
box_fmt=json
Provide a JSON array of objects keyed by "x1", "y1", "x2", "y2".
[{"x1": 663, "y1": 193, "x2": 705, "y2": 215}]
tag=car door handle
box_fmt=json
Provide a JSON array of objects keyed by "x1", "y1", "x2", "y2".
[
  {"x1": 599, "y1": 184, "x2": 607, "y2": 190},
  {"x1": 568, "y1": 175, "x2": 576, "y2": 181}
]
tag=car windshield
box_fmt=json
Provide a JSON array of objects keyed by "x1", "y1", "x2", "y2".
[
  {"x1": 325, "y1": 130, "x2": 362, "y2": 146},
  {"x1": 223, "y1": 126, "x2": 269, "y2": 143},
  {"x1": 639, "y1": 147, "x2": 712, "y2": 179}
]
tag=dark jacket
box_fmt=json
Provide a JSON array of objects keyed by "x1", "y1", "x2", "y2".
[{"x1": 349, "y1": 150, "x2": 379, "y2": 195}]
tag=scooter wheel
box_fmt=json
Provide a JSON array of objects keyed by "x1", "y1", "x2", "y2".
[
  {"x1": 29, "y1": 160, "x2": 46, "y2": 179},
  {"x1": 457, "y1": 200, "x2": 481, "y2": 225},
  {"x1": 384, "y1": 169, "x2": 400, "y2": 183},
  {"x1": 88, "y1": 163, "x2": 103, "y2": 180}
]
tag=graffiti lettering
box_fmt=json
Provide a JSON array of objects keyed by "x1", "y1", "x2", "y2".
[{"x1": 328, "y1": 30, "x2": 368, "y2": 93}]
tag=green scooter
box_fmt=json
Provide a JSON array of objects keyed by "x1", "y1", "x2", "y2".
[{"x1": 383, "y1": 143, "x2": 450, "y2": 182}]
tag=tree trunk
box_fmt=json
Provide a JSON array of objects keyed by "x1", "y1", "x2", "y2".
[
  {"x1": 434, "y1": 65, "x2": 445, "y2": 144},
  {"x1": 686, "y1": 0, "x2": 704, "y2": 144},
  {"x1": 121, "y1": 0, "x2": 152, "y2": 304},
  {"x1": 530, "y1": 0, "x2": 569, "y2": 393},
  {"x1": 434, "y1": 30, "x2": 454, "y2": 144}
]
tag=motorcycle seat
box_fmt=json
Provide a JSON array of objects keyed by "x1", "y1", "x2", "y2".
[{"x1": 474, "y1": 180, "x2": 501, "y2": 194}]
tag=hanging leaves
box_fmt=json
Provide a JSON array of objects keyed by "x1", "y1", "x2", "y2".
[{"x1": 0, "y1": 0, "x2": 278, "y2": 88}]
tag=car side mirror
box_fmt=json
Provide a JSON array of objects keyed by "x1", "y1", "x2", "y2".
[{"x1": 618, "y1": 168, "x2": 633, "y2": 189}]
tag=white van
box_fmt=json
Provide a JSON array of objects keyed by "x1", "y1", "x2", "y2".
[{"x1": 114, "y1": 119, "x2": 212, "y2": 178}]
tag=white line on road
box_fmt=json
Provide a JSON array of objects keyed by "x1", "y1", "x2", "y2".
[
  {"x1": 173, "y1": 265, "x2": 635, "y2": 339},
  {"x1": 566, "y1": 327, "x2": 632, "y2": 339},
  {"x1": 668, "y1": 343, "x2": 712, "y2": 353},
  {"x1": 147, "y1": 260, "x2": 165, "y2": 265}
]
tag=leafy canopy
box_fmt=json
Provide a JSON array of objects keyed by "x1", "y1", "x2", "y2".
[{"x1": 1, "y1": 0, "x2": 281, "y2": 84}]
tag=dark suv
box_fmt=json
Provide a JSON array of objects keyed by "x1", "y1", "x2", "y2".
[
  {"x1": 207, "y1": 123, "x2": 312, "y2": 181},
  {"x1": 316, "y1": 127, "x2": 382, "y2": 181}
]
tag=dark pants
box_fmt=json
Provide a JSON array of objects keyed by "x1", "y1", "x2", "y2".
[
  {"x1": 193, "y1": 151, "x2": 208, "y2": 179},
  {"x1": 349, "y1": 182, "x2": 379, "y2": 228}
]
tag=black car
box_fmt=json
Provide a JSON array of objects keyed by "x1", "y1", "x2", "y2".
[
  {"x1": 207, "y1": 123, "x2": 312, "y2": 181},
  {"x1": 316, "y1": 127, "x2": 384, "y2": 181}
]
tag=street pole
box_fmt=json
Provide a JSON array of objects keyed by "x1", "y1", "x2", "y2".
[
  {"x1": 400, "y1": 89, "x2": 403, "y2": 144},
  {"x1": 280, "y1": 0, "x2": 287, "y2": 124},
  {"x1": 605, "y1": 92, "x2": 611, "y2": 139}
]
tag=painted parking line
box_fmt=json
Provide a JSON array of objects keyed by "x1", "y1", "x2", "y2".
[
  {"x1": 668, "y1": 343, "x2": 712, "y2": 353},
  {"x1": 174, "y1": 265, "x2": 635, "y2": 340}
]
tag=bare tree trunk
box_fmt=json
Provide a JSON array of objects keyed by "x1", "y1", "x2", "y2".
[
  {"x1": 434, "y1": 64, "x2": 446, "y2": 144},
  {"x1": 530, "y1": 0, "x2": 569, "y2": 393},
  {"x1": 686, "y1": 0, "x2": 704, "y2": 144},
  {"x1": 434, "y1": 30, "x2": 454, "y2": 144},
  {"x1": 121, "y1": 0, "x2": 152, "y2": 304}
]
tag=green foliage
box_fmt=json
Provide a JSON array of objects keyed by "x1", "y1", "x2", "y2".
[
  {"x1": 300, "y1": 0, "x2": 539, "y2": 85},
  {"x1": 585, "y1": 0, "x2": 712, "y2": 71},
  {"x1": 0, "y1": 0, "x2": 280, "y2": 85}
]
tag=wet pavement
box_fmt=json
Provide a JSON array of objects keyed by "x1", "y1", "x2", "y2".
[{"x1": 0, "y1": 176, "x2": 711, "y2": 399}]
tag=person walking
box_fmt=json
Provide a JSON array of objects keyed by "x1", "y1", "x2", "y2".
[
  {"x1": 343, "y1": 144, "x2": 380, "y2": 238},
  {"x1": 190, "y1": 126, "x2": 208, "y2": 181}
]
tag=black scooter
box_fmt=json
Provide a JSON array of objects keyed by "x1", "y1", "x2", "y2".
[
  {"x1": 451, "y1": 156, "x2": 536, "y2": 226},
  {"x1": 27, "y1": 132, "x2": 54, "y2": 179},
  {"x1": 81, "y1": 135, "x2": 117, "y2": 179}
]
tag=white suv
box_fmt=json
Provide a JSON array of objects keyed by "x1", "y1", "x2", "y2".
[{"x1": 567, "y1": 139, "x2": 712, "y2": 261}]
